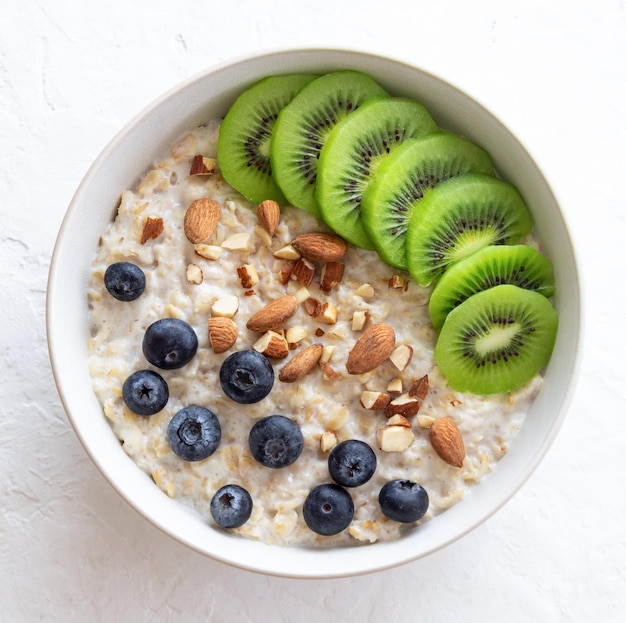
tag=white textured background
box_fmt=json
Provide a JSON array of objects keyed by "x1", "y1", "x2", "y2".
[{"x1": 2, "y1": 0, "x2": 624, "y2": 620}]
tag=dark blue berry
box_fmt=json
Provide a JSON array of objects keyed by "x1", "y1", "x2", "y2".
[
  {"x1": 167, "y1": 406, "x2": 221, "y2": 461},
  {"x1": 122, "y1": 369, "x2": 169, "y2": 415},
  {"x1": 142, "y1": 318, "x2": 198, "y2": 369},
  {"x1": 210, "y1": 484, "x2": 253, "y2": 529},
  {"x1": 248, "y1": 415, "x2": 303, "y2": 468},
  {"x1": 104, "y1": 262, "x2": 146, "y2": 301},
  {"x1": 303, "y1": 483, "x2": 354, "y2": 536},
  {"x1": 219, "y1": 350, "x2": 274, "y2": 404},
  {"x1": 328, "y1": 439, "x2": 377, "y2": 487},
  {"x1": 378, "y1": 479, "x2": 429, "y2": 523}
]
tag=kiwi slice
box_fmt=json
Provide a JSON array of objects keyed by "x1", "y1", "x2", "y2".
[
  {"x1": 217, "y1": 74, "x2": 317, "y2": 205},
  {"x1": 435, "y1": 284, "x2": 558, "y2": 394},
  {"x1": 361, "y1": 131, "x2": 495, "y2": 269},
  {"x1": 270, "y1": 70, "x2": 388, "y2": 217},
  {"x1": 429, "y1": 244, "x2": 556, "y2": 329},
  {"x1": 406, "y1": 173, "x2": 533, "y2": 287},
  {"x1": 316, "y1": 97, "x2": 438, "y2": 249}
]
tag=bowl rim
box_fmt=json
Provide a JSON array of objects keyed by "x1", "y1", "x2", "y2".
[{"x1": 46, "y1": 46, "x2": 583, "y2": 578}]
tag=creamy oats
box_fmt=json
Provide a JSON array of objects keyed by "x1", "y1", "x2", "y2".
[{"x1": 87, "y1": 120, "x2": 542, "y2": 547}]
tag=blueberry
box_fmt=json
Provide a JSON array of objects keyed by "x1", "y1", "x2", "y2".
[
  {"x1": 219, "y1": 350, "x2": 274, "y2": 404},
  {"x1": 328, "y1": 439, "x2": 377, "y2": 487},
  {"x1": 167, "y1": 406, "x2": 221, "y2": 462},
  {"x1": 378, "y1": 479, "x2": 429, "y2": 523},
  {"x1": 210, "y1": 484, "x2": 253, "y2": 529},
  {"x1": 303, "y1": 483, "x2": 354, "y2": 536},
  {"x1": 248, "y1": 415, "x2": 303, "y2": 468},
  {"x1": 104, "y1": 262, "x2": 146, "y2": 301},
  {"x1": 142, "y1": 318, "x2": 198, "y2": 369},
  {"x1": 122, "y1": 369, "x2": 169, "y2": 415}
]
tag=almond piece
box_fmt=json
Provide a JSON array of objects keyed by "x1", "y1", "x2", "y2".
[
  {"x1": 354, "y1": 283, "x2": 375, "y2": 298},
  {"x1": 386, "y1": 414, "x2": 412, "y2": 428},
  {"x1": 351, "y1": 310, "x2": 369, "y2": 331},
  {"x1": 313, "y1": 301, "x2": 338, "y2": 324},
  {"x1": 286, "y1": 325, "x2": 308, "y2": 345},
  {"x1": 346, "y1": 322, "x2": 396, "y2": 375},
  {"x1": 189, "y1": 154, "x2": 217, "y2": 176},
  {"x1": 408, "y1": 375, "x2": 429, "y2": 400},
  {"x1": 291, "y1": 232, "x2": 348, "y2": 263},
  {"x1": 237, "y1": 263, "x2": 259, "y2": 289},
  {"x1": 211, "y1": 295, "x2": 239, "y2": 318},
  {"x1": 184, "y1": 198, "x2": 221, "y2": 244},
  {"x1": 279, "y1": 343, "x2": 323, "y2": 382},
  {"x1": 186, "y1": 263, "x2": 203, "y2": 285},
  {"x1": 221, "y1": 232, "x2": 251, "y2": 251},
  {"x1": 319, "y1": 360, "x2": 339, "y2": 380},
  {"x1": 388, "y1": 275, "x2": 407, "y2": 290},
  {"x1": 273, "y1": 244, "x2": 301, "y2": 260},
  {"x1": 294, "y1": 287, "x2": 311, "y2": 304},
  {"x1": 253, "y1": 330, "x2": 289, "y2": 359},
  {"x1": 246, "y1": 295, "x2": 298, "y2": 332},
  {"x1": 389, "y1": 344, "x2": 413, "y2": 371},
  {"x1": 320, "y1": 431, "x2": 338, "y2": 452},
  {"x1": 360, "y1": 390, "x2": 391, "y2": 410},
  {"x1": 256, "y1": 199, "x2": 280, "y2": 236},
  {"x1": 429, "y1": 417, "x2": 465, "y2": 468},
  {"x1": 292, "y1": 258, "x2": 315, "y2": 287},
  {"x1": 387, "y1": 377, "x2": 403, "y2": 394},
  {"x1": 376, "y1": 424, "x2": 415, "y2": 452},
  {"x1": 384, "y1": 393, "x2": 421, "y2": 418},
  {"x1": 141, "y1": 216, "x2": 164, "y2": 244},
  {"x1": 194, "y1": 243, "x2": 223, "y2": 260},
  {"x1": 278, "y1": 260, "x2": 296, "y2": 285},
  {"x1": 303, "y1": 297, "x2": 321, "y2": 316},
  {"x1": 208, "y1": 317, "x2": 238, "y2": 353},
  {"x1": 319, "y1": 262, "x2": 344, "y2": 293}
]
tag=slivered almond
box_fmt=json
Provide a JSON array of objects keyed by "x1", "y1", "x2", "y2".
[
  {"x1": 279, "y1": 343, "x2": 323, "y2": 383},
  {"x1": 141, "y1": 216, "x2": 164, "y2": 244},
  {"x1": 184, "y1": 198, "x2": 221, "y2": 244},
  {"x1": 186, "y1": 263, "x2": 203, "y2": 285},
  {"x1": 194, "y1": 243, "x2": 223, "y2": 260},
  {"x1": 256, "y1": 200, "x2": 280, "y2": 236},
  {"x1": 292, "y1": 258, "x2": 315, "y2": 287},
  {"x1": 246, "y1": 295, "x2": 298, "y2": 332},
  {"x1": 346, "y1": 322, "x2": 396, "y2": 375},
  {"x1": 430, "y1": 417, "x2": 465, "y2": 468},
  {"x1": 221, "y1": 232, "x2": 251, "y2": 250},
  {"x1": 208, "y1": 317, "x2": 238, "y2": 353},
  {"x1": 319, "y1": 262, "x2": 344, "y2": 293},
  {"x1": 253, "y1": 330, "x2": 289, "y2": 359},
  {"x1": 189, "y1": 154, "x2": 217, "y2": 175},
  {"x1": 384, "y1": 393, "x2": 421, "y2": 418},
  {"x1": 291, "y1": 232, "x2": 348, "y2": 263},
  {"x1": 360, "y1": 391, "x2": 391, "y2": 410}
]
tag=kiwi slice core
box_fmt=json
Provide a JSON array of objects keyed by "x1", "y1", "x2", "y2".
[
  {"x1": 316, "y1": 97, "x2": 437, "y2": 249},
  {"x1": 429, "y1": 244, "x2": 556, "y2": 329},
  {"x1": 217, "y1": 74, "x2": 316, "y2": 205},
  {"x1": 361, "y1": 131, "x2": 495, "y2": 269},
  {"x1": 406, "y1": 173, "x2": 533, "y2": 286},
  {"x1": 435, "y1": 284, "x2": 558, "y2": 394},
  {"x1": 270, "y1": 70, "x2": 388, "y2": 217}
]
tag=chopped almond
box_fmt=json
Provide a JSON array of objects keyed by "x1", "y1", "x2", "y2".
[{"x1": 320, "y1": 262, "x2": 344, "y2": 293}]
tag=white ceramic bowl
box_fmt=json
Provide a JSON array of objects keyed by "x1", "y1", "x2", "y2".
[{"x1": 47, "y1": 48, "x2": 581, "y2": 578}]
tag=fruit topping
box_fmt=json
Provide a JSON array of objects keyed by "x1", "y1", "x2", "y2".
[
  {"x1": 248, "y1": 415, "x2": 304, "y2": 468},
  {"x1": 104, "y1": 261, "x2": 146, "y2": 302},
  {"x1": 142, "y1": 318, "x2": 198, "y2": 370},
  {"x1": 122, "y1": 369, "x2": 169, "y2": 416},
  {"x1": 219, "y1": 350, "x2": 274, "y2": 404},
  {"x1": 210, "y1": 484, "x2": 253, "y2": 529},
  {"x1": 327, "y1": 439, "x2": 377, "y2": 488},
  {"x1": 303, "y1": 483, "x2": 354, "y2": 536},
  {"x1": 378, "y1": 479, "x2": 429, "y2": 523},
  {"x1": 167, "y1": 406, "x2": 221, "y2": 462}
]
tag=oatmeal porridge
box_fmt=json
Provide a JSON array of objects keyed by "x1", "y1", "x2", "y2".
[{"x1": 87, "y1": 120, "x2": 542, "y2": 547}]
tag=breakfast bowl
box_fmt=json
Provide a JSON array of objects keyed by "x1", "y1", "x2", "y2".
[{"x1": 47, "y1": 48, "x2": 581, "y2": 578}]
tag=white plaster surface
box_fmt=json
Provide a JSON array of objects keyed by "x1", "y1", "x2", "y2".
[{"x1": 1, "y1": 0, "x2": 625, "y2": 620}]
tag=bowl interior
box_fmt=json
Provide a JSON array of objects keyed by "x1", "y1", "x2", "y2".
[{"x1": 47, "y1": 48, "x2": 581, "y2": 578}]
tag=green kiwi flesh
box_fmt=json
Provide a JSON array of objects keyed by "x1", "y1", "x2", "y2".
[
  {"x1": 406, "y1": 173, "x2": 533, "y2": 287},
  {"x1": 217, "y1": 74, "x2": 317, "y2": 205},
  {"x1": 360, "y1": 131, "x2": 495, "y2": 269},
  {"x1": 270, "y1": 70, "x2": 388, "y2": 217},
  {"x1": 316, "y1": 97, "x2": 438, "y2": 249},
  {"x1": 435, "y1": 284, "x2": 558, "y2": 394},
  {"x1": 429, "y1": 244, "x2": 556, "y2": 329}
]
